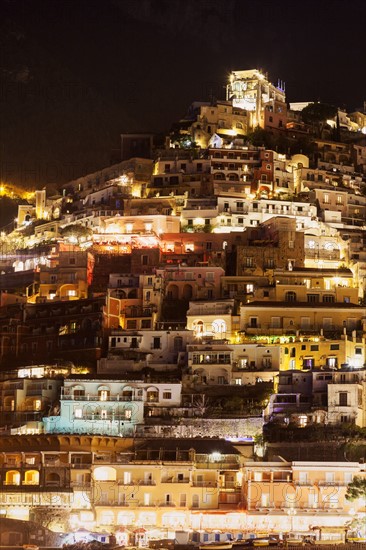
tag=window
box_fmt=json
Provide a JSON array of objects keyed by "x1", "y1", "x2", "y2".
[
  {"x1": 323, "y1": 193, "x2": 329, "y2": 204},
  {"x1": 330, "y1": 344, "x2": 339, "y2": 350},
  {"x1": 153, "y1": 337, "x2": 161, "y2": 349},
  {"x1": 265, "y1": 258, "x2": 274, "y2": 268},
  {"x1": 245, "y1": 257, "x2": 254, "y2": 267},
  {"x1": 99, "y1": 389, "x2": 110, "y2": 401},
  {"x1": 68, "y1": 289, "x2": 77, "y2": 297},
  {"x1": 339, "y1": 392, "x2": 348, "y2": 406},
  {"x1": 74, "y1": 408, "x2": 83, "y2": 418},
  {"x1": 307, "y1": 294, "x2": 320, "y2": 303},
  {"x1": 162, "y1": 392, "x2": 172, "y2": 399},
  {"x1": 336, "y1": 195, "x2": 343, "y2": 205},
  {"x1": 69, "y1": 257, "x2": 76, "y2": 265},
  {"x1": 310, "y1": 345, "x2": 319, "y2": 351},
  {"x1": 285, "y1": 291, "x2": 297, "y2": 302}
]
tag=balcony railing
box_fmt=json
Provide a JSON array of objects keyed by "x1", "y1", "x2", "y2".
[
  {"x1": 61, "y1": 394, "x2": 143, "y2": 401},
  {"x1": 161, "y1": 478, "x2": 189, "y2": 484},
  {"x1": 192, "y1": 481, "x2": 217, "y2": 487}
]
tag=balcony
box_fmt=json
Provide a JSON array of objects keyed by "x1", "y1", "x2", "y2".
[
  {"x1": 61, "y1": 394, "x2": 143, "y2": 401},
  {"x1": 80, "y1": 413, "x2": 133, "y2": 421},
  {"x1": 192, "y1": 481, "x2": 217, "y2": 487},
  {"x1": 117, "y1": 479, "x2": 156, "y2": 486},
  {"x1": 26, "y1": 389, "x2": 45, "y2": 396},
  {"x1": 161, "y1": 477, "x2": 189, "y2": 484}
]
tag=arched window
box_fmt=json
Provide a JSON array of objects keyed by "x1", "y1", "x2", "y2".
[
  {"x1": 93, "y1": 466, "x2": 117, "y2": 481},
  {"x1": 45, "y1": 472, "x2": 61, "y2": 487},
  {"x1": 24, "y1": 470, "x2": 39, "y2": 485},
  {"x1": 212, "y1": 319, "x2": 227, "y2": 335},
  {"x1": 146, "y1": 387, "x2": 159, "y2": 403},
  {"x1": 72, "y1": 385, "x2": 85, "y2": 398},
  {"x1": 121, "y1": 386, "x2": 134, "y2": 400},
  {"x1": 5, "y1": 470, "x2": 20, "y2": 485},
  {"x1": 98, "y1": 386, "x2": 110, "y2": 401},
  {"x1": 193, "y1": 320, "x2": 204, "y2": 337}
]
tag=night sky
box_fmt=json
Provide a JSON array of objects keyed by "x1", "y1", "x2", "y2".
[{"x1": 1, "y1": 0, "x2": 366, "y2": 189}]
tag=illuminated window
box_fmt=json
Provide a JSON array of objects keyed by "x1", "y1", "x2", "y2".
[
  {"x1": 24, "y1": 470, "x2": 39, "y2": 485},
  {"x1": 93, "y1": 466, "x2": 117, "y2": 481},
  {"x1": 212, "y1": 319, "x2": 227, "y2": 335},
  {"x1": 67, "y1": 289, "x2": 77, "y2": 297},
  {"x1": 98, "y1": 388, "x2": 110, "y2": 401},
  {"x1": 5, "y1": 471, "x2": 20, "y2": 485},
  {"x1": 125, "y1": 409, "x2": 132, "y2": 419},
  {"x1": 298, "y1": 415, "x2": 308, "y2": 427},
  {"x1": 74, "y1": 408, "x2": 83, "y2": 418},
  {"x1": 193, "y1": 320, "x2": 204, "y2": 337}
]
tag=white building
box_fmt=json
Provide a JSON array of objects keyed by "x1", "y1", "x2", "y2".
[{"x1": 43, "y1": 378, "x2": 182, "y2": 436}]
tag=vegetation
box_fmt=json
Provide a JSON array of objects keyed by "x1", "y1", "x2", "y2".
[
  {"x1": 30, "y1": 506, "x2": 70, "y2": 531},
  {"x1": 345, "y1": 476, "x2": 366, "y2": 512},
  {"x1": 301, "y1": 102, "x2": 337, "y2": 137},
  {"x1": 60, "y1": 223, "x2": 93, "y2": 242}
]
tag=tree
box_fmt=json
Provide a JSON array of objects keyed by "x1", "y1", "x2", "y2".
[
  {"x1": 345, "y1": 476, "x2": 366, "y2": 503},
  {"x1": 60, "y1": 223, "x2": 92, "y2": 244},
  {"x1": 301, "y1": 102, "x2": 338, "y2": 137},
  {"x1": 30, "y1": 506, "x2": 70, "y2": 531}
]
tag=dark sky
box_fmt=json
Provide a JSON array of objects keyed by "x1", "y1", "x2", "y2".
[{"x1": 1, "y1": 0, "x2": 366, "y2": 189}]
